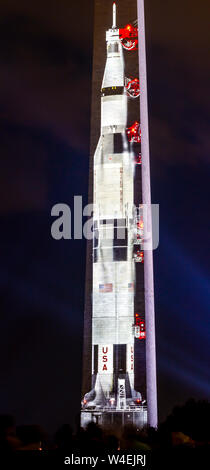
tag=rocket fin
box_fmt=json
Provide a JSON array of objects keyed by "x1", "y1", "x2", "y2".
[{"x1": 83, "y1": 374, "x2": 106, "y2": 407}]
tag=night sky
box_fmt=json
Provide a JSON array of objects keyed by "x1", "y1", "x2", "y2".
[{"x1": 0, "y1": 0, "x2": 209, "y2": 434}]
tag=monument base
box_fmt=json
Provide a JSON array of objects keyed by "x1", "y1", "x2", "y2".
[{"x1": 81, "y1": 407, "x2": 147, "y2": 431}]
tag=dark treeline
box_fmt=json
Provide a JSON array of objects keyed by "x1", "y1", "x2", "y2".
[{"x1": 0, "y1": 399, "x2": 209, "y2": 453}]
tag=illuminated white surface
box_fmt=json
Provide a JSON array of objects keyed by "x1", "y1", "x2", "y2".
[{"x1": 137, "y1": 0, "x2": 158, "y2": 428}]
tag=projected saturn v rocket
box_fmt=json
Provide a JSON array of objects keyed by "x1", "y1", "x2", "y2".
[{"x1": 81, "y1": 1, "x2": 157, "y2": 429}]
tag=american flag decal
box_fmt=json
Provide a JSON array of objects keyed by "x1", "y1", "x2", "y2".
[
  {"x1": 99, "y1": 283, "x2": 113, "y2": 293},
  {"x1": 128, "y1": 282, "x2": 134, "y2": 291}
]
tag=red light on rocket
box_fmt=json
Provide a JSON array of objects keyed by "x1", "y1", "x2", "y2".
[
  {"x1": 127, "y1": 122, "x2": 141, "y2": 143},
  {"x1": 126, "y1": 79, "x2": 140, "y2": 99},
  {"x1": 119, "y1": 23, "x2": 138, "y2": 51}
]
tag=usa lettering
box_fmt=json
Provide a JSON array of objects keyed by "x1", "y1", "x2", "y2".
[{"x1": 102, "y1": 346, "x2": 108, "y2": 371}]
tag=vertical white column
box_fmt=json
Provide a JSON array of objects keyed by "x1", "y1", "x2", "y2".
[{"x1": 137, "y1": 0, "x2": 158, "y2": 428}]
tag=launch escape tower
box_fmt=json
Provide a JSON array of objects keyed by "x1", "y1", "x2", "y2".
[{"x1": 81, "y1": 0, "x2": 157, "y2": 430}]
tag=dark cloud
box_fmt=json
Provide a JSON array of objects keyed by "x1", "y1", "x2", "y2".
[
  {"x1": 147, "y1": 45, "x2": 210, "y2": 168},
  {"x1": 146, "y1": 0, "x2": 210, "y2": 48},
  {"x1": 0, "y1": 1, "x2": 93, "y2": 212},
  {"x1": 0, "y1": 123, "x2": 48, "y2": 211},
  {"x1": 0, "y1": 13, "x2": 90, "y2": 67},
  {"x1": 145, "y1": 0, "x2": 210, "y2": 175}
]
